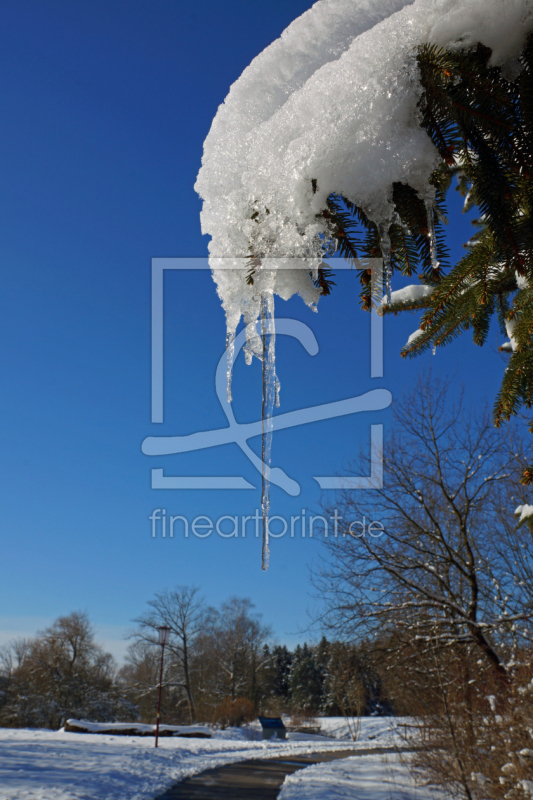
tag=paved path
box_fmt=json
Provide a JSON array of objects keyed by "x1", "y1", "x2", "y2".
[{"x1": 154, "y1": 745, "x2": 403, "y2": 800}]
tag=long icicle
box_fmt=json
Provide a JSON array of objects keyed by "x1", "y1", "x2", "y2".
[
  {"x1": 261, "y1": 298, "x2": 269, "y2": 571},
  {"x1": 226, "y1": 330, "x2": 235, "y2": 402},
  {"x1": 379, "y1": 224, "x2": 392, "y2": 304},
  {"x1": 260, "y1": 292, "x2": 276, "y2": 571},
  {"x1": 426, "y1": 201, "x2": 439, "y2": 355},
  {"x1": 426, "y1": 200, "x2": 440, "y2": 272}
]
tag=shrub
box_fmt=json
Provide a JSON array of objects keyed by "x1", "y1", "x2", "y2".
[{"x1": 213, "y1": 696, "x2": 255, "y2": 728}]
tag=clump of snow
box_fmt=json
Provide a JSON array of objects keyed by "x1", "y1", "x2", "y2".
[
  {"x1": 195, "y1": 0, "x2": 533, "y2": 344},
  {"x1": 506, "y1": 318, "x2": 519, "y2": 352},
  {"x1": 382, "y1": 284, "x2": 433, "y2": 307},
  {"x1": 516, "y1": 271, "x2": 529, "y2": 290},
  {"x1": 515, "y1": 504, "x2": 533, "y2": 523},
  {"x1": 406, "y1": 328, "x2": 425, "y2": 346}
]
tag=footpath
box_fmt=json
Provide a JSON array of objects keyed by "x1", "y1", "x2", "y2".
[{"x1": 154, "y1": 746, "x2": 404, "y2": 799}]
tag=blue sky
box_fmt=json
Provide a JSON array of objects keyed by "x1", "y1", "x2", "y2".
[{"x1": 0, "y1": 0, "x2": 508, "y2": 661}]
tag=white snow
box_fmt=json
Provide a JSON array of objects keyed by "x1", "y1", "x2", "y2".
[
  {"x1": 506, "y1": 318, "x2": 519, "y2": 352},
  {"x1": 64, "y1": 719, "x2": 212, "y2": 736},
  {"x1": 382, "y1": 284, "x2": 433, "y2": 307},
  {"x1": 406, "y1": 328, "x2": 425, "y2": 346},
  {"x1": 278, "y1": 750, "x2": 448, "y2": 800},
  {"x1": 195, "y1": 0, "x2": 533, "y2": 345},
  {"x1": 316, "y1": 716, "x2": 402, "y2": 742},
  {"x1": 515, "y1": 504, "x2": 533, "y2": 523},
  {"x1": 0, "y1": 717, "x2": 404, "y2": 800},
  {"x1": 516, "y1": 271, "x2": 529, "y2": 290}
]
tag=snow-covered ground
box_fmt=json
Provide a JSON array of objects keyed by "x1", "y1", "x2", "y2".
[
  {"x1": 0, "y1": 717, "x2": 403, "y2": 800},
  {"x1": 317, "y1": 715, "x2": 402, "y2": 742},
  {"x1": 279, "y1": 750, "x2": 447, "y2": 800}
]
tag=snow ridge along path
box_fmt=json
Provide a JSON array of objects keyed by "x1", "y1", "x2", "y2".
[{"x1": 278, "y1": 750, "x2": 450, "y2": 800}]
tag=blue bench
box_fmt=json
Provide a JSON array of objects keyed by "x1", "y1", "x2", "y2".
[{"x1": 257, "y1": 716, "x2": 287, "y2": 740}]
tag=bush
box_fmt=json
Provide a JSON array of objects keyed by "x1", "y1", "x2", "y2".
[
  {"x1": 213, "y1": 696, "x2": 255, "y2": 728},
  {"x1": 287, "y1": 708, "x2": 319, "y2": 733},
  {"x1": 404, "y1": 650, "x2": 533, "y2": 800}
]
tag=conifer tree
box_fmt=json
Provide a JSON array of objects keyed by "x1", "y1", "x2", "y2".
[
  {"x1": 317, "y1": 36, "x2": 533, "y2": 481},
  {"x1": 270, "y1": 645, "x2": 292, "y2": 703},
  {"x1": 289, "y1": 644, "x2": 324, "y2": 713}
]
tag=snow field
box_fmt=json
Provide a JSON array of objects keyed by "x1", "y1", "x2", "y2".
[
  {"x1": 278, "y1": 750, "x2": 448, "y2": 800},
  {"x1": 0, "y1": 717, "x2": 403, "y2": 800}
]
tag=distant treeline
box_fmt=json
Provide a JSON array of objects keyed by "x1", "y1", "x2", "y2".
[{"x1": 0, "y1": 592, "x2": 398, "y2": 729}]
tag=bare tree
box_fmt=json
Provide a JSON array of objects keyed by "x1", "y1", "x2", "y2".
[
  {"x1": 132, "y1": 586, "x2": 207, "y2": 723},
  {"x1": 200, "y1": 597, "x2": 272, "y2": 706},
  {"x1": 313, "y1": 374, "x2": 533, "y2": 799},
  {"x1": 0, "y1": 638, "x2": 31, "y2": 675},
  {"x1": 324, "y1": 643, "x2": 365, "y2": 741},
  {"x1": 117, "y1": 640, "x2": 162, "y2": 722},
  {"x1": 314, "y1": 374, "x2": 533, "y2": 679}
]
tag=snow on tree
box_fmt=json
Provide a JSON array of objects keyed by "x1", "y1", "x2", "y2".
[
  {"x1": 196, "y1": 0, "x2": 531, "y2": 331},
  {"x1": 195, "y1": 0, "x2": 533, "y2": 558}
]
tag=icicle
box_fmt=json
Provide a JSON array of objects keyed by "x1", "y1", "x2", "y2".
[
  {"x1": 426, "y1": 202, "x2": 439, "y2": 358},
  {"x1": 243, "y1": 300, "x2": 263, "y2": 366},
  {"x1": 324, "y1": 237, "x2": 337, "y2": 258},
  {"x1": 426, "y1": 201, "x2": 440, "y2": 272},
  {"x1": 260, "y1": 292, "x2": 277, "y2": 571},
  {"x1": 274, "y1": 375, "x2": 281, "y2": 408},
  {"x1": 379, "y1": 224, "x2": 392, "y2": 304},
  {"x1": 226, "y1": 330, "x2": 235, "y2": 403},
  {"x1": 434, "y1": 204, "x2": 448, "y2": 226}
]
